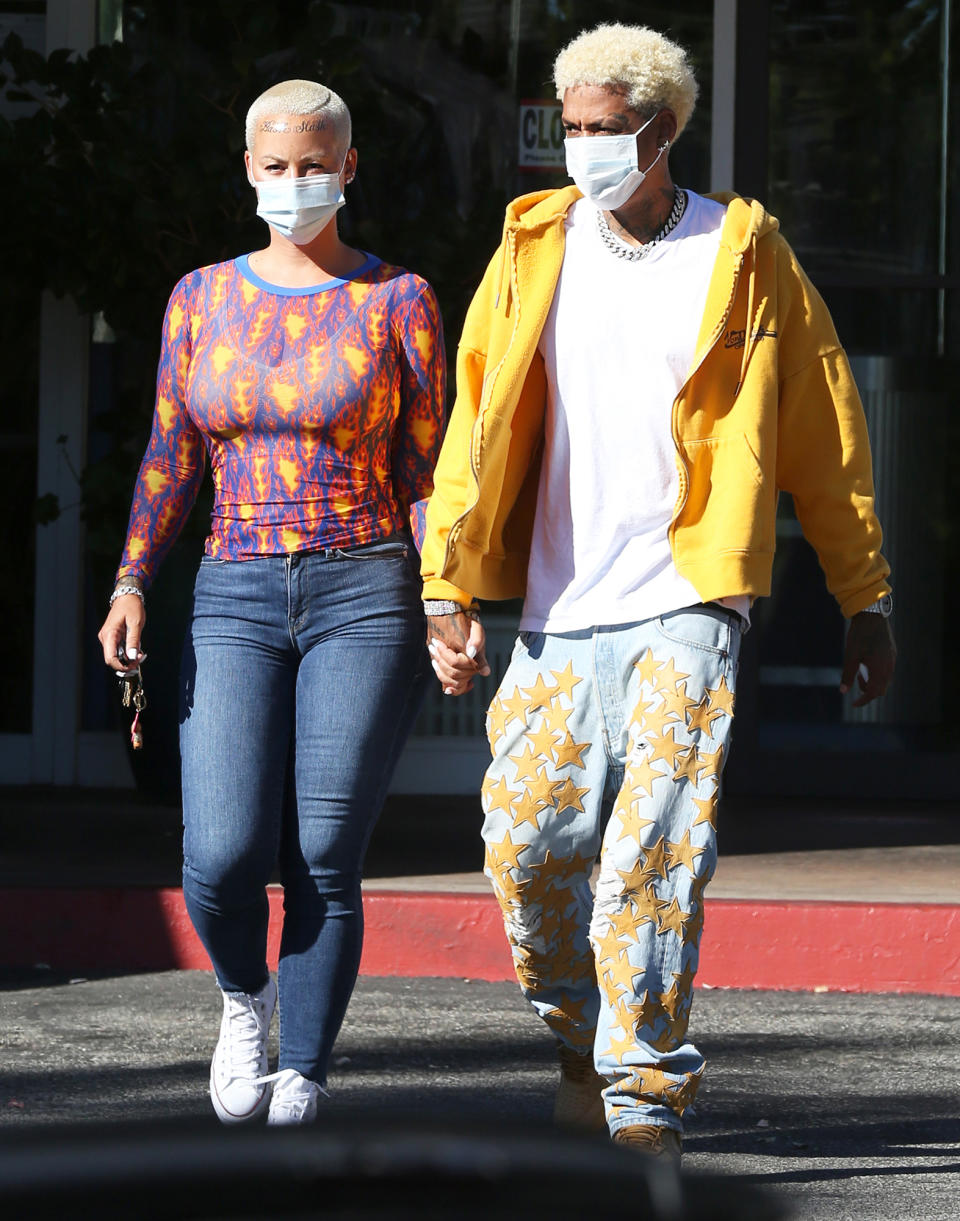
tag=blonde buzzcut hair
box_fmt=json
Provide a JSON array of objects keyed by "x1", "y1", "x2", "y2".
[
  {"x1": 245, "y1": 79, "x2": 352, "y2": 154},
  {"x1": 554, "y1": 24, "x2": 698, "y2": 138}
]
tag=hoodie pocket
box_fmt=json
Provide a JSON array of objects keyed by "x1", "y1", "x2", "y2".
[{"x1": 678, "y1": 434, "x2": 773, "y2": 554}]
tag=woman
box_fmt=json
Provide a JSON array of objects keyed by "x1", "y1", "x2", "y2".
[{"x1": 98, "y1": 79, "x2": 444, "y2": 1125}]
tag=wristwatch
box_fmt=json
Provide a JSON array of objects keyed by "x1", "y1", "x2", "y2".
[{"x1": 859, "y1": 593, "x2": 893, "y2": 618}]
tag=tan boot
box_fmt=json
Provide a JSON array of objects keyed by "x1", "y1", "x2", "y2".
[
  {"x1": 553, "y1": 1044, "x2": 607, "y2": 1131},
  {"x1": 612, "y1": 1123, "x2": 683, "y2": 1159}
]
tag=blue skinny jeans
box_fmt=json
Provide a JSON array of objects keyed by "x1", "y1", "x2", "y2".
[{"x1": 179, "y1": 536, "x2": 427, "y2": 1085}]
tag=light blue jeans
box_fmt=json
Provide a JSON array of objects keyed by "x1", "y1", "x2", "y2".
[
  {"x1": 481, "y1": 606, "x2": 742, "y2": 1135},
  {"x1": 179, "y1": 536, "x2": 427, "y2": 1085}
]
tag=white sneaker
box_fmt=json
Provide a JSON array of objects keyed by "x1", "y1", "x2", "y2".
[
  {"x1": 263, "y1": 1067, "x2": 325, "y2": 1125},
  {"x1": 209, "y1": 976, "x2": 277, "y2": 1124}
]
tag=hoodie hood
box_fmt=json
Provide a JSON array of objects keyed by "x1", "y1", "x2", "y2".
[
  {"x1": 503, "y1": 185, "x2": 779, "y2": 246},
  {"x1": 493, "y1": 186, "x2": 778, "y2": 316},
  {"x1": 706, "y1": 191, "x2": 779, "y2": 252}
]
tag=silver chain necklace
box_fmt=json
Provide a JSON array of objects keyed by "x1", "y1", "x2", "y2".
[{"x1": 596, "y1": 188, "x2": 687, "y2": 261}]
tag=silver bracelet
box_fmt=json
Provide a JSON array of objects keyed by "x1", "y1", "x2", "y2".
[
  {"x1": 423, "y1": 599, "x2": 480, "y2": 621},
  {"x1": 110, "y1": 583, "x2": 145, "y2": 606}
]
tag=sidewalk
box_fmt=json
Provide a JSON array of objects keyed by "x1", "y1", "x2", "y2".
[{"x1": 1, "y1": 787, "x2": 958, "y2": 993}]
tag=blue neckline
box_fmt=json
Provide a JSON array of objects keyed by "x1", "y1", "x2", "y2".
[{"x1": 234, "y1": 251, "x2": 380, "y2": 296}]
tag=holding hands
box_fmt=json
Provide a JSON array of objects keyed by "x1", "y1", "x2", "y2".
[{"x1": 426, "y1": 610, "x2": 490, "y2": 696}]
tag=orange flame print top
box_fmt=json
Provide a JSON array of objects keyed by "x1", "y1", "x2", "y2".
[{"x1": 117, "y1": 253, "x2": 445, "y2": 586}]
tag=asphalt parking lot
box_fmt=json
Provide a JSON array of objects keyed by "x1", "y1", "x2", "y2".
[{"x1": 1, "y1": 970, "x2": 958, "y2": 1219}]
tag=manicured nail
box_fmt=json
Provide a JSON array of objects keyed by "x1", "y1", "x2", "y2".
[
  {"x1": 858, "y1": 664, "x2": 869, "y2": 683},
  {"x1": 431, "y1": 659, "x2": 440, "y2": 674},
  {"x1": 466, "y1": 644, "x2": 477, "y2": 659},
  {"x1": 430, "y1": 637, "x2": 442, "y2": 648},
  {"x1": 126, "y1": 647, "x2": 138, "y2": 659},
  {"x1": 428, "y1": 642, "x2": 437, "y2": 656},
  {"x1": 444, "y1": 687, "x2": 455, "y2": 695}
]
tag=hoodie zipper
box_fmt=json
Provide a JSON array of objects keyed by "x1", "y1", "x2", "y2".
[
  {"x1": 668, "y1": 249, "x2": 746, "y2": 534},
  {"x1": 441, "y1": 226, "x2": 519, "y2": 577}
]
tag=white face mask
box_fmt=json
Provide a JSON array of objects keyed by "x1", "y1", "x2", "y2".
[
  {"x1": 249, "y1": 161, "x2": 346, "y2": 245},
  {"x1": 564, "y1": 112, "x2": 667, "y2": 210}
]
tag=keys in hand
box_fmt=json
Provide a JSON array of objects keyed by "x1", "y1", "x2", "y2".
[{"x1": 117, "y1": 660, "x2": 146, "y2": 749}]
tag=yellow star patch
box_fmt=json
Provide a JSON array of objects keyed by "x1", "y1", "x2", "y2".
[
  {"x1": 705, "y1": 674, "x2": 735, "y2": 719},
  {"x1": 696, "y1": 743, "x2": 725, "y2": 782},
  {"x1": 639, "y1": 836, "x2": 671, "y2": 884},
  {"x1": 541, "y1": 698, "x2": 573, "y2": 737},
  {"x1": 629, "y1": 886, "x2": 660, "y2": 925},
  {"x1": 553, "y1": 731, "x2": 590, "y2": 770},
  {"x1": 561, "y1": 847, "x2": 597, "y2": 881},
  {"x1": 484, "y1": 830, "x2": 528, "y2": 874},
  {"x1": 651, "y1": 1009, "x2": 690, "y2": 1051},
  {"x1": 645, "y1": 726, "x2": 687, "y2": 768},
  {"x1": 508, "y1": 741, "x2": 542, "y2": 783},
  {"x1": 486, "y1": 699, "x2": 510, "y2": 745},
  {"x1": 657, "y1": 980, "x2": 690, "y2": 1020},
  {"x1": 635, "y1": 699, "x2": 678, "y2": 739},
  {"x1": 655, "y1": 656, "x2": 690, "y2": 691},
  {"x1": 603, "y1": 1024, "x2": 637, "y2": 1064},
  {"x1": 624, "y1": 755, "x2": 668, "y2": 799},
  {"x1": 670, "y1": 960, "x2": 697, "y2": 999},
  {"x1": 525, "y1": 721, "x2": 559, "y2": 763},
  {"x1": 666, "y1": 830, "x2": 706, "y2": 875},
  {"x1": 686, "y1": 695, "x2": 723, "y2": 738},
  {"x1": 655, "y1": 896, "x2": 693, "y2": 939},
  {"x1": 691, "y1": 792, "x2": 718, "y2": 829},
  {"x1": 521, "y1": 672, "x2": 557, "y2": 712},
  {"x1": 633, "y1": 649, "x2": 664, "y2": 686},
  {"x1": 615, "y1": 809, "x2": 655, "y2": 848},
  {"x1": 591, "y1": 921, "x2": 632, "y2": 968},
  {"x1": 627, "y1": 696, "x2": 656, "y2": 733},
  {"x1": 672, "y1": 746, "x2": 709, "y2": 786},
  {"x1": 500, "y1": 685, "x2": 531, "y2": 729},
  {"x1": 667, "y1": 1067, "x2": 703, "y2": 1115},
  {"x1": 524, "y1": 764, "x2": 562, "y2": 811},
  {"x1": 630, "y1": 1065, "x2": 676, "y2": 1103},
  {"x1": 553, "y1": 776, "x2": 590, "y2": 815},
  {"x1": 549, "y1": 660, "x2": 583, "y2": 701},
  {"x1": 627, "y1": 989, "x2": 665, "y2": 1034},
  {"x1": 511, "y1": 786, "x2": 546, "y2": 831},
  {"x1": 603, "y1": 902, "x2": 646, "y2": 945},
  {"x1": 659, "y1": 680, "x2": 698, "y2": 723},
  {"x1": 616, "y1": 858, "x2": 653, "y2": 896},
  {"x1": 481, "y1": 773, "x2": 519, "y2": 817}
]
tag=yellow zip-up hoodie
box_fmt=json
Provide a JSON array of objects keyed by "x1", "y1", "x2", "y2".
[{"x1": 422, "y1": 187, "x2": 891, "y2": 618}]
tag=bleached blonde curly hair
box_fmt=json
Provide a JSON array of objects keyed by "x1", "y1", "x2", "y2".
[
  {"x1": 245, "y1": 79, "x2": 352, "y2": 154},
  {"x1": 554, "y1": 24, "x2": 698, "y2": 138}
]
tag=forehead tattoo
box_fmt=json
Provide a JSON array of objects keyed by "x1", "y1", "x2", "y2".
[{"x1": 260, "y1": 117, "x2": 327, "y2": 134}]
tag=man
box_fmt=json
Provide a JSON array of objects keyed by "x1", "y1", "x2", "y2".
[{"x1": 422, "y1": 23, "x2": 895, "y2": 1157}]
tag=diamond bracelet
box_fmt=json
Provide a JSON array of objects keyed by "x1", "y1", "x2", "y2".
[{"x1": 109, "y1": 583, "x2": 145, "y2": 607}]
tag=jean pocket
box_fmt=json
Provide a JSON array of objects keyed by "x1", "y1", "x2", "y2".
[
  {"x1": 335, "y1": 538, "x2": 409, "y2": 561},
  {"x1": 655, "y1": 605, "x2": 735, "y2": 658},
  {"x1": 198, "y1": 555, "x2": 228, "y2": 567},
  {"x1": 516, "y1": 630, "x2": 545, "y2": 658}
]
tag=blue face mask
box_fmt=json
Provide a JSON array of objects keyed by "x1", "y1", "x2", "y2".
[
  {"x1": 249, "y1": 159, "x2": 346, "y2": 244},
  {"x1": 564, "y1": 111, "x2": 667, "y2": 210}
]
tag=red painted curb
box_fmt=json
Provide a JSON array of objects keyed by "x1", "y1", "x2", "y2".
[{"x1": 2, "y1": 888, "x2": 958, "y2": 995}]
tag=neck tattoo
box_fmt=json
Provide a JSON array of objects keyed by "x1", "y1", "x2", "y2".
[{"x1": 596, "y1": 188, "x2": 687, "y2": 262}]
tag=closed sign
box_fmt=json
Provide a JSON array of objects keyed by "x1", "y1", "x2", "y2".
[{"x1": 518, "y1": 100, "x2": 565, "y2": 171}]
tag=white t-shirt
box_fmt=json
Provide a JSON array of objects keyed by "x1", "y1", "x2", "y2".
[{"x1": 521, "y1": 190, "x2": 748, "y2": 633}]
